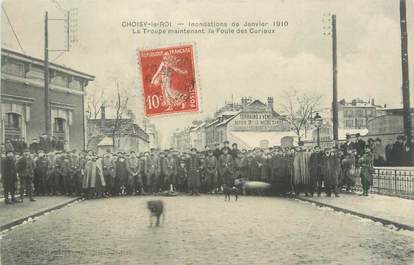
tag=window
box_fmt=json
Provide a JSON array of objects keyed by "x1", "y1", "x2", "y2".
[
  {"x1": 2, "y1": 59, "x2": 25, "y2": 77},
  {"x1": 54, "y1": 118, "x2": 66, "y2": 133},
  {"x1": 356, "y1": 110, "x2": 363, "y2": 117},
  {"x1": 346, "y1": 109, "x2": 354, "y2": 117},
  {"x1": 345, "y1": 120, "x2": 353, "y2": 128},
  {"x1": 4, "y1": 113, "x2": 21, "y2": 129}
]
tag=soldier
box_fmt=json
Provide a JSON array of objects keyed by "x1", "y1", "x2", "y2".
[
  {"x1": 359, "y1": 147, "x2": 374, "y2": 196},
  {"x1": 1, "y1": 150, "x2": 18, "y2": 204},
  {"x1": 46, "y1": 152, "x2": 57, "y2": 195},
  {"x1": 102, "y1": 150, "x2": 115, "y2": 196},
  {"x1": 163, "y1": 151, "x2": 177, "y2": 192},
  {"x1": 231, "y1": 143, "x2": 240, "y2": 159},
  {"x1": 309, "y1": 146, "x2": 324, "y2": 197},
  {"x1": 324, "y1": 149, "x2": 341, "y2": 197},
  {"x1": 176, "y1": 157, "x2": 188, "y2": 192},
  {"x1": 218, "y1": 147, "x2": 234, "y2": 191},
  {"x1": 340, "y1": 149, "x2": 356, "y2": 192},
  {"x1": 145, "y1": 150, "x2": 161, "y2": 193},
  {"x1": 16, "y1": 149, "x2": 36, "y2": 202},
  {"x1": 205, "y1": 149, "x2": 218, "y2": 194},
  {"x1": 127, "y1": 151, "x2": 140, "y2": 195},
  {"x1": 58, "y1": 152, "x2": 72, "y2": 195},
  {"x1": 158, "y1": 151, "x2": 166, "y2": 191},
  {"x1": 198, "y1": 153, "x2": 207, "y2": 193},
  {"x1": 34, "y1": 150, "x2": 49, "y2": 196},
  {"x1": 234, "y1": 151, "x2": 248, "y2": 194},
  {"x1": 115, "y1": 152, "x2": 129, "y2": 196},
  {"x1": 188, "y1": 148, "x2": 201, "y2": 195},
  {"x1": 293, "y1": 146, "x2": 311, "y2": 196},
  {"x1": 70, "y1": 150, "x2": 82, "y2": 196}
]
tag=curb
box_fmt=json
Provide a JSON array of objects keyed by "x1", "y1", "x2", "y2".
[
  {"x1": 0, "y1": 197, "x2": 81, "y2": 232},
  {"x1": 296, "y1": 197, "x2": 414, "y2": 232}
]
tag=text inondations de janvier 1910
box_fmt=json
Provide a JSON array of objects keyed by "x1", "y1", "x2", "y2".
[{"x1": 121, "y1": 20, "x2": 289, "y2": 35}]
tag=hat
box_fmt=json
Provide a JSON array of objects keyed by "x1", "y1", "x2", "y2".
[{"x1": 223, "y1": 140, "x2": 229, "y2": 144}]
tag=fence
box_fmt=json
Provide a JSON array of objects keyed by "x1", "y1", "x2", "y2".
[{"x1": 353, "y1": 167, "x2": 414, "y2": 198}]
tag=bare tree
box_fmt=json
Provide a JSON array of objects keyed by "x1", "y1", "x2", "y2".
[
  {"x1": 85, "y1": 86, "x2": 106, "y2": 120},
  {"x1": 109, "y1": 82, "x2": 130, "y2": 151},
  {"x1": 278, "y1": 89, "x2": 323, "y2": 143}
]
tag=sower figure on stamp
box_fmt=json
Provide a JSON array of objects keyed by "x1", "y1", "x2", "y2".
[
  {"x1": 16, "y1": 149, "x2": 36, "y2": 202},
  {"x1": 1, "y1": 150, "x2": 18, "y2": 204},
  {"x1": 151, "y1": 52, "x2": 188, "y2": 111}
]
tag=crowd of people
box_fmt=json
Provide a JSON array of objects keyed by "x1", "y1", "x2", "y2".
[{"x1": 1, "y1": 132, "x2": 390, "y2": 204}]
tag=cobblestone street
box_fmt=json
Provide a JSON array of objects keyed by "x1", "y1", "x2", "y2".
[{"x1": 1, "y1": 195, "x2": 414, "y2": 265}]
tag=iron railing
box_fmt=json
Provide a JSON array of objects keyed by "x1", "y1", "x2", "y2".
[{"x1": 353, "y1": 167, "x2": 414, "y2": 198}]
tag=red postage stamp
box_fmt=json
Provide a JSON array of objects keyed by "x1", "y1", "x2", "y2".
[{"x1": 138, "y1": 44, "x2": 199, "y2": 116}]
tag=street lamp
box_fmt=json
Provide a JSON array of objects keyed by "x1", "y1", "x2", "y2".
[{"x1": 314, "y1": 112, "x2": 323, "y2": 147}]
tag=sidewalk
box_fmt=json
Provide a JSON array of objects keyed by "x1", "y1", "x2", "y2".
[
  {"x1": 299, "y1": 193, "x2": 414, "y2": 231},
  {"x1": 0, "y1": 196, "x2": 79, "y2": 232}
]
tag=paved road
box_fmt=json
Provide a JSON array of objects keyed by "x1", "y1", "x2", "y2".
[{"x1": 1, "y1": 195, "x2": 414, "y2": 265}]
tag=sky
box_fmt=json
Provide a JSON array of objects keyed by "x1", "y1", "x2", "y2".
[{"x1": 1, "y1": 0, "x2": 414, "y2": 148}]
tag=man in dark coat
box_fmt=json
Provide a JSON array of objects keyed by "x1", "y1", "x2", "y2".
[
  {"x1": 16, "y1": 149, "x2": 36, "y2": 202},
  {"x1": 145, "y1": 151, "x2": 161, "y2": 194},
  {"x1": 309, "y1": 146, "x2": 323, "y2": 197},
  {"x1": 205, "y1": 149, "x2": 218, "y2": 194},
  {"x1": 115, "y1": 153, "x2": 130, "y2": 195},
  {"x1": 391, "y1": 136, "x2": 404, "y2": 166},
  {"x1": 354, "y1": 133, "x2": 366, "y2": 161},
  {"x1": 34, "y1": 150, "x2": 49, "y2": 195},
  {"x1": 1, "y1": 150, "x2": 18, "y2": 204},
  {"x1": 163, "y1": 151, "x2": 177, "y2": 191},
  {"x1": 218, "y1": 147, "x2": 234, "y2": 189},
  {"x1": 188, "y1": 148, "x2": 201, "y2": 195}
]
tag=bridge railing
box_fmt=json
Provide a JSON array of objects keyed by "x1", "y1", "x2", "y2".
[{"x1": 353, "y1": 167, "x2": 414, "y2": 198}]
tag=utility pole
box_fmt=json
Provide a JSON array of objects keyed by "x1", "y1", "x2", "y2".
[
  {"x1": 332, "y1": 14, "x2": 339, "y2": 142},
  {"x1": 400, "y1": 0, "x2": 411, "y2": 144},
  {"x1": 43, "y1": 9, "x2": 77, "y2": 137},
  {"x1": 44, "y1": 12, "x2": 50, "y2": 136}
]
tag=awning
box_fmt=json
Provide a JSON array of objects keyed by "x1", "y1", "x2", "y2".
[{"x1": 97, "y1": 136, "x2": 113, "y2": 147}]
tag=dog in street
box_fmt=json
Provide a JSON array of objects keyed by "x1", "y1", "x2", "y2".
[
  {"x1": 222, "y1": 184, "x2": 239, "y2": 201},
  {"x1": 147, "y1": 200, "x2": 165, "y2": 227}
]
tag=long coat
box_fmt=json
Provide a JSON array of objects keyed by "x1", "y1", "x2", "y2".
[
  {"x1": 188, "y1": 155, "x2": 200, "y2": 188},
  {"x1": 1, "y1": 156, "x2": 17, "y2": 191},
  {"x1": 218, "y1": 153, "x2": 234, "y2": 186},
  {"x1": 324, "y1": 156, "x2": 341, "y2": 188},
  {"x1": 82, "y1": 160, "x2": 105, "y2": 189},
  {"x1": 163, "y1": 156, "x2": 177, "y2": 185},
  {"x1": 293, "y1": 151, "x2": 311, "y2": 185}
]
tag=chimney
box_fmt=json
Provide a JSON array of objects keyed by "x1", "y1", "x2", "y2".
[
  {"x1": 352, "y1": 99, "x2": 357, "y2": 106},
  {"x1": 100, "y1": 105, "x2": 106, "y2": 129},
  {"x1": 267, "y1": 97, "x2": 274, "y2": 111},
  {"x1": 371, "y1": 98, "x2": 375, "y2": 106}
]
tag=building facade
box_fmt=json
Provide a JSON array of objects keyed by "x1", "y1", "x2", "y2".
[
  {"x1": 172, "y1": 97, "x2": 295, "y2": 150},
  {"x1": 1, "y1": 48, "x2": 94, "y2": 151},
  {"x1": 338, "y1": 98, "x2": 385, "y2": 129},
  {"x1": 87, "y1": 114, "x2": 149, "y2": 154}
]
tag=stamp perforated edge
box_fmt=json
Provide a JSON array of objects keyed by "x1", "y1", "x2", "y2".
[{"x1": 136, "y1": 42, "x2": 203, "y2": 118}]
